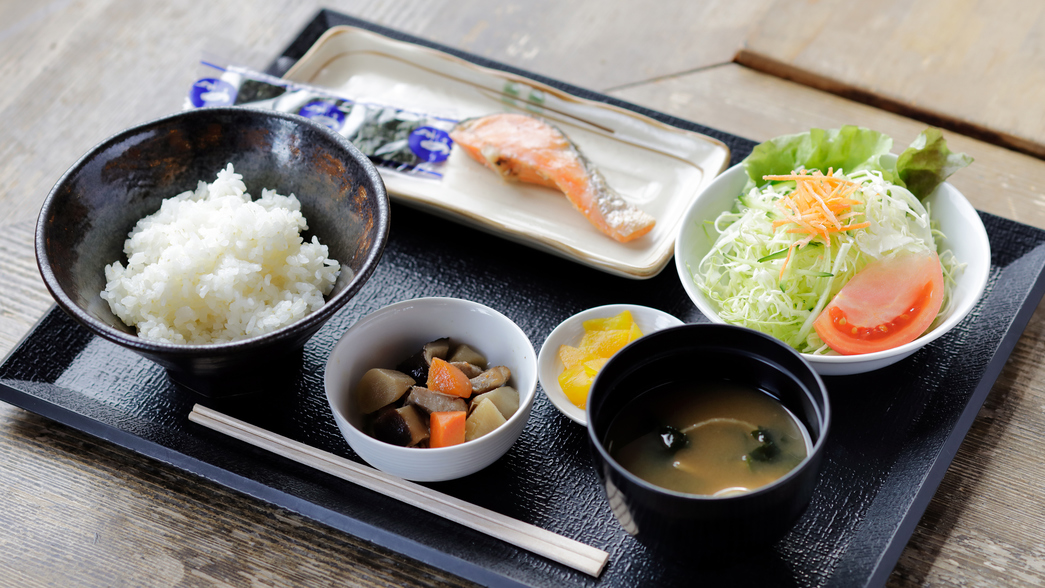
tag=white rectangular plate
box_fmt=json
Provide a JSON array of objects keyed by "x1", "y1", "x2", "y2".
[{"x1": 284, "y1": 26, "x2": 730, "y2": 279}]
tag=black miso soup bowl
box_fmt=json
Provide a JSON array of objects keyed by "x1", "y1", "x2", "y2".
[
  {"x1": 36, "y1": 107, "x2": 389, "y2": 396},
  {"x1": 587, "y1": 323, "x2": 830, "y2": 560}
]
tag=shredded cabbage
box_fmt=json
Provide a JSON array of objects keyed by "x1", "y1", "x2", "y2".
[{"x1": 694, "y1": 169, "x2": 957, "y2": 354}]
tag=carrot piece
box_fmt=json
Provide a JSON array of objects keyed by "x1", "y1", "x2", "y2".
[
  {"x1": 429, "y1": 411, "x2": 467, "y2": 448},
  {"x1": 427, "y1": 357, "x2": 473, "y2": 398}
]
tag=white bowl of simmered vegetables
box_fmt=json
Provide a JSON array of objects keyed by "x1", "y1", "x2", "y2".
[
  {"x1": 324, "y1": 297, "x2": 537, "y2": 482},
  {"x1": 675, "y1": 126, "x2": 991, "y2": 376}
]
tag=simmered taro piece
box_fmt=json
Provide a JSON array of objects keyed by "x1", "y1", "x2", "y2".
[
  {"x1": 357, "y1": 368, "x2": 415, "y2": 414},
  {"x1": 372, "y1": 404, "x2": 430, "y2": 447},
  {"x1": 396, "y1": 338, "x2": 450, "y2": 381}
]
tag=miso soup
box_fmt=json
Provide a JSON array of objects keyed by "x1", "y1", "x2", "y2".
[{"x1": 605, "y1": 381, "x2": 810, "y2": 496}]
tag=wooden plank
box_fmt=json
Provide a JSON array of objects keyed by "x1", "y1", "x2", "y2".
[
  {"x1": 0, "y1": 401, "x2": 480, "y2": 588},
  {"x1": 610, "y1": 63, "x2": 1045, "y2": 230},
  {"x1": 609, "y1": 63, "x2": 1045, "y2": 588},
  {"x1": 0, "y1": 220, "x2": 52, "y2": 355},
  {"x1": 420, "y1": 0, "x2": 774, "y2": 91},
  {"x1": 736, "y1": 0, "x2": 1045, "y2": 159}
]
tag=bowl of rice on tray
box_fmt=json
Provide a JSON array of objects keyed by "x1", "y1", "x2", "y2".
[{"x1": 36, "y1": 107, "x2": 390, "y2": 396}]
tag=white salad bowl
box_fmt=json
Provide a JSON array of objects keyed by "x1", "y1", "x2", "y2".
[
  {"x1": 674, "y1": 162, "x2": 991, "y2": 376},
  {"x1": 537, "y1": 304, "x2": 684, "y2": 426},
  {"x1": 324, "y1": 297, "x2": 537, "y2": 481}
]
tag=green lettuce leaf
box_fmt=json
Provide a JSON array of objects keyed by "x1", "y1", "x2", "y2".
[
  {"x1": 896, "y1": 127, "x2": 974, "y2": 199},
  {"x1": 741, "y1": 125, "x2": 973, "y2": 200},
  {"x1": 743, "y1": 125, "x2": 894, "y2": 187}
]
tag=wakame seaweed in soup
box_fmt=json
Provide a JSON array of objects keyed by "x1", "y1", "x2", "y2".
[{"x1": 606, "y1": 382, "x2": 810, "y2": 497}]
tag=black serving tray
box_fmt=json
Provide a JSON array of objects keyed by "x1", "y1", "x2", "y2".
[{"x1": 4, "y1": 10, "x2": 1045, "y2": 588}]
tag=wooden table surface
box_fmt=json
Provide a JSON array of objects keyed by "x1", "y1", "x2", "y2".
[
  {"x1": 2, "y1": 1, "x2": 1044, "y2": 586},
  {"x1": 736, "y1": 0, "x2": 1045, "y2": 160}
]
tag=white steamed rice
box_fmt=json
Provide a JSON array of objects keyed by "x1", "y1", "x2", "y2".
[{"x1": 101, "y1": 164, "x2": 342, "y2": 344}]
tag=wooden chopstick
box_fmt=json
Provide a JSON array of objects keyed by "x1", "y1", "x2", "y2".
[{"x1": 188, "y1": 404, "x2": 609, "y2": 577}]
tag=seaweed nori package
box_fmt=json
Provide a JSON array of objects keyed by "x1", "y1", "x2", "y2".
[{"x1": 185, "y1": 60, "x2": 457, "y2": 178}]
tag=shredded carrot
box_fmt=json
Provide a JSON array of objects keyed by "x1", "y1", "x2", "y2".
[{"x1": 764, "y1": 169, "x2": 870, "y2": 278}]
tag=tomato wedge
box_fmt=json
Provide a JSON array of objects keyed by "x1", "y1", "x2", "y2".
[{"x1": 813, "y1": 250, "x2": 945, "y2": 355}]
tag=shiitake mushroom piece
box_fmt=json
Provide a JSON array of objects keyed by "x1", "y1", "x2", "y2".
[
  {"x1": 396, "y1": 338, "x2": 451, "y2": 381},
  {"x1": 448, "y1": 344, "x2": 487, "y2": 369},
  {"x1": 372, "y1": 404, "x2": 430, "y2": 447},
  {"x1": 356, "y1": 368, "x2": 416, "y2": 414},
  {"x1": 403, "y1": 386, "x2": 468, "y2": 414},
  {"x1": 469, "y1": 386, "x2": 519, "y2": 420},
  {"x1": 469, "y1": 365, "x2": 511, "y2": 394}
]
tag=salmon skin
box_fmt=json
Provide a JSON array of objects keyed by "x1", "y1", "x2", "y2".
[{"x1": 449, "y1": 113, "x2": 655, "y2": 243}]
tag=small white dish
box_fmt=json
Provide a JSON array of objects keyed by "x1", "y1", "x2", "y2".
[
  {"x1": 283, "y1": 25, "x2": 730, "y2": 279},
  {"x1": 537, "y1": 304, "x2": 684, "y2": 425},
  {"x1": 324, "y1": 297, "x2": 537, "y2": 482},
  {"x1": 674, "y1": 159, "x2": 991, "y2": 376}
]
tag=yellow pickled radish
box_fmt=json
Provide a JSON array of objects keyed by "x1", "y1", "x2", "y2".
[
  {"x1": 558, "y1": 344, "x2": 595, "y2": 370},
  {"x1": 580, "y1": 329, "x2": 631, "y2": 358},
  {"x1": 582, "y1": 310, "x2": 635, "y2": 331},
  {"x1": 583, "y1": 357, "x2": 609, "y2": 376},
  {"x1": 559, "y1": 310, "x2": 648, "y2": 409},
  {"x1": 628, "y1": 322, "x2": 644, "y2": 342},
  {"x1": 558, "y1": 364, "x2": 593, "y2": 408}
]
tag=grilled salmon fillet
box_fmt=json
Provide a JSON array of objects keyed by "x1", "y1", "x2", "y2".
[{"x1": 450, "y1": 113, "x2": 655, "y2": 243}]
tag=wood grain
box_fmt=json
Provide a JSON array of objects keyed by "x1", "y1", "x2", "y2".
[
  {"x1": 0, "y1": 401, "x2": 480, "y2": 588},
  {"x1": 608, "y1": 63, "x2": 1045, "y2": 227},
  {"x1": 2, "y1": 0, "x2": 1044, "y2": 586},
  {"x1": 737, "y1": 0, "x2": 1045, "y2": 159},
  {"x1": 0, "y1": 220, "x2": 50, "y2": 354},
  {"x1": 420, "y1": 0, "x2": 775, "y2": 91}
]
